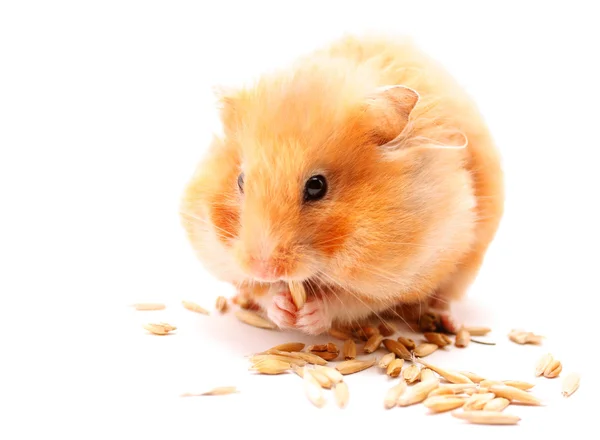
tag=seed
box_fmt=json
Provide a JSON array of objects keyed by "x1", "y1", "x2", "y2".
[
  {"x1": 420, "y1": 368, "x2": 436, "y2": 382},
  {"x1": 288, "y1": 280, "x2": 306, "y2": 309},
  {"x1": 402, "y1": 364, "x2": 421, "y2": 383},
  {"x1": 455, "y1": 329, "x2": 470, "y2": 348},
  {"x1": 383, "y1": 339, "x2": 412, "y2": 361},
  {"x1": 181, "y1": 386, "x2": 238, "y2": 397},
  {"x1": 397, "y1": 378, "x2": 440, "y2": 406},
  {"x1": 182, "y1": 300, "x2": 210, "y2": 315},
  {"x1": 343, "y1": 339, "x2": 357, "y2": 360},
  {"x1": 464, "y1": 388, "x2": 476, "y2": 395},
  {"x1": 384, "y1": 380, "x2": 407, "y2": 409},
  {"x1": 265, "y1": 342, "x2": 306, "y2": 353},
  {"x1": 329, "y1": 328, "x2": 353, "y2": 340},
  {"x1": 459, "y1": 371, "x2": 486, "y2": 383},
  {"x1": 416, "y1": 359, "x2": 473, "y2": 384},
  {"x1": 483, "y1": 397, "x2": 510, "y2": 412},
  {"x1": 307, "y1": 369, "x2": 333, "y2": 389},
  {"x1": 562, "y1": 372, "x2": 580, "y2": 397},
  {"x1": 316, "y1": 366, "x2": 344, "y2": 384},
  {"x1": 477, "y1": 387, "x2": 490, "y2": 394},
  {"x1": 250, "y1": 354, "x2": 307, "y2": 368},
  {"x1": 479, "y1": 380, "x2": 503, "y2": 388},
  {"x1": 133, "y1": 303, "x2": 166, "y2": 311},
  {"x1": 437, "y1": 383, "x2": 478, "y2": 393},
  {"x1": 362, "y1": 326, "x2": 380, "y2": 338},
  {"x1": 463, "y1": 326, "x2": 491, "y2": 336},
  {"x1": 386, "y1": 358, "x2": 404, "y2": 378},
  {"x1": 364, "y1": 334, "x2": 384, "y2": 354},
  {"x1": 215, "y1": 296, "x2": 228, "y2": 313},
  {"x1": 235, "y1": 310, "x2": 277, "y2": 330},
  {"x1": 397, "y1": 337, "x2": 416, "y2": 350},
  {"x1": 508, "y1": 329, "x2": 543, "y2": 345},
  {"x1": 250, "y1": 359, "x2": 291, "y2": 375},
  {"x1": 378, "y1": 322, "x2": 396, "y2": 337},
  {"x1": 277, "y1": 351, "x2": 327, "y2": 366},
  {"x1": 424, "y1": 396, "x2": 467, "y2": 413},
  {"x1": 334, "y1": 381, "x2": 349, "y2": 408},
  {"x1": 428, "y1": 387, "x2": 455, "y2": 397},
  {"x1": 378, "y1": 352, "x2": 396, "y2": 368},
  {"x1": 424, "y1": 332, "x2": 452, "y2": 347},
  {"x1": 489, "y1": 385, "x2": 541, "y2": 405},
  {"x1": 143, "y1": 323, "x2": 176, "y2": 335},
  {"x1": 543, "y1": 359, "x2": 562, "y2": 378},
  {"x1": 335, "y1": 358, "x2": 377, "y2": 375},
  {"x1": 413, "y1": 343, "x2": 438, "y2": 357},
  {"x1": 309, "y1": 343, "x2": 339, "y2": 361},
  {"x1": 451, "y1": 410, "x2": 520, "y2": 425},
  {"x1": 291, "y1": 364, "x2": 304, "y2": 378},
  {"x1": 463, "y1": 392, "x2": 495, "y2": 410},
  {"x1": 535, "y1": 353, "x2": 554, "y2": 376},
  {"x1": 304, "y1": 367, "x2": 326, "y2": 408},
  {"x1": 502, "y1": 380, "x2": 534, "y2": 391}
]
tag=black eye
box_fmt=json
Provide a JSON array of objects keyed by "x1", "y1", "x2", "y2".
[
  {"x1": 304, "y1": 175, "x2": 327, "y2": 201},
  {"x1": 237, "y1": 173, "x2": 244, "y2": 193}
]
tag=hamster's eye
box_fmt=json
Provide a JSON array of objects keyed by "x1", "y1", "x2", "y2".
[
  {"x1": 237, "y1": 173, "x2": 244, "y2": 193},
  {"x1": 304, "y1": 175, "x2": 327, "y2": 202}
]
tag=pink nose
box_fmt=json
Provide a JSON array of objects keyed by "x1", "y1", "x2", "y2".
[{"x1": 249, "y1": 258, "x2": 281, "y2": 281}]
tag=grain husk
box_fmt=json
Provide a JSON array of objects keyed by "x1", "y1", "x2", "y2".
[
  {"x1": 483, "y1": 397, "x2": 510, "y2": 412},
  {"x1": 364, "y1": 334, "x2": 384, "y2": 354},
  {"x1": 463, "y1": 326, "x2": 491, "y2": 337},
  {"x1": 451, "y1": 410, "x2": 520, "y2": 425},
  {"x1": 428, "y1": 387, "x2": 455, "y2": 397},
  {"x1": 307, "y1": 369, "x2": 333, "y2": 389},
  {"x1": 386, "y1": 358, "x2": 404, "y2": 378},
  {"x1": 278, "y1": 351, "x2": 327, "y2": 366},
  {"x1": 413, "y1": 343, "x2": 438, "y2": 357},
  {"x1": 384, "y1": 380, "x2": 407, "y2": 409},
  {"x1": 463, "y1": 392, "x2": 495, "y2": 410},
  {"x1": 143, "y1": 323, "x2": 176, "y2": 335},
  {"x1": 459, "y1": 371, "x2": 486, "y2": 383},
  {"x1": 562, "y1": 372, "x2": 580, "y2": 397},
  {"x1": 416, "y1": 359, "x2": 473, "y2": 384},
  {"x1": 535, "y1": 353, "x2": 554, "y2": 376},
  {"x1": 288, "y1": 280, "x2": 306, "y2": 309},
  {"x1": 397, "y1": 378, "x2": 440, "y2": 406},
  {"x1": 502, "y1": 380, "x2": 534, "y2": 391},
  {"x1": 133, "y1": 303, "x2": 166, "y2": 311},
  {"x1": 424, "y1": 332, "x2": 452, "y2": 347},
  {"x1": 423, "y1": 396, "x2": 467, "y2": 413},
  {"x1": 250, "y1": 359, "x2": 291, "y2": 375},
  {"x1": 335, "y1": 358, "x2": 376, "y2": 375},
  {"x1": 455, "y1": 328, "x2": 470, "y2": 348},
  {"x1": 334, "y1": 381, "x2": 349, "y2": 408},
  {"x1": 420, "y1": 368, "x2": 436, "y2": 382},
  {"x1": 543, "y1": 359, "x2": 562, "y2": 378},
  {"x1": 181, "y1": 386, "x2": 238, "y2": 397},
  {"x1": 329, "y1": 328, "x2": 353, "y2": 340},
  {"x1": 489, "y1": 385, "x2": 541, "y2": 405},
  {"x1": 265, "y1": 342, "x2": 305, "y2": 353},
  {"x1": 235, "y1": 310, "x2": 277, "y2": 329},
  {"x1": 378, "y1": 322, "x2": 396, "y2": 337},
  {"x1": 316, "y1": 366, "x2": 344, "y2": 384},
  {"x1": 182, "y1": 300, "x2": 210, "y2": 315},
  {"x1": 397, "y1": 337, "x2": 416, "y2": 350},
  {"x1": 250, "y1": 354, "x2": 307, "y2": 368},
  {"x1": 304, "y1": 367, "x2": 326, "y2": 407},
  {"x1": 215, "y1": 296, "x2": 228, "y2": 313},
  {"x1": 343, "y1": 339, "x2": 357, "y2": 360},
  {"x1": 402, "y1": 364, "x2": 421, "y2": 383},
  {"x1": 383, "y1": 339, "x2": 412, "y2": 360},
  {"x1": 378, "y1": 352, "x2": 396, "y2": 368}
]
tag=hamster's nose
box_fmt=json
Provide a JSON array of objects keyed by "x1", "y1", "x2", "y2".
[{"x1": 248, "y1": 257, "x2": 283, "y2": 282}]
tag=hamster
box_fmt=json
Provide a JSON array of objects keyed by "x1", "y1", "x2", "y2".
[{"x1": 180, "y1": 34, "x2": 504, "y2": 335}]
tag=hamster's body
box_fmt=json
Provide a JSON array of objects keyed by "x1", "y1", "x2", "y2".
[{"x1": 181, "y1": 34, "x2": 504, "y2": 334}]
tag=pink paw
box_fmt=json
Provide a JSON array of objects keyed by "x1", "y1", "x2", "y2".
[
  {"x1": 266, "y1": 289, "x2": 297, "y2": 329},
  {"x1": 266, "y1": 289, "x2": 331, "y2": 335},
  {"x1": 296, "y1": 299, "x2": 331, "y2": 335}
]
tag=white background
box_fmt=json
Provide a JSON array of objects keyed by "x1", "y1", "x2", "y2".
[{"x1": 1, "y1": 1, "x2": 598, "y2": 439}]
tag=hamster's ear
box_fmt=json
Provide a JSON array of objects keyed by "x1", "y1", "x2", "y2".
[
  {"x1": 212, "y1": 85, "x2": 244, "y2": 130},
  {"x1": 363, "y1": 85, "x2": 419, "y2": 146}
]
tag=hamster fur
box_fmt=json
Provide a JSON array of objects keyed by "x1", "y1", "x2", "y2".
[{"x1": 180, "y1": 34, "x2": 504, "y2": 335}]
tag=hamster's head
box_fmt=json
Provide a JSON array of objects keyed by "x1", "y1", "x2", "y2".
[{"x1": 182, "y1": 60, "x2": 475, "y2": 300}]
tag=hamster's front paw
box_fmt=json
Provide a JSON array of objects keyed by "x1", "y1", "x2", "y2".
[
  {"x1": 295, "y1": 298, "x2": 331, "y2": 335},
  {"x1": 266, "y1": 288, "x2": 297, "y2": 329}
]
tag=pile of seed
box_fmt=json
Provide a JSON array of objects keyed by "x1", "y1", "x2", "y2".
[{"x1": 132, "y1": 298, "x2": 580, "y2": 425}]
